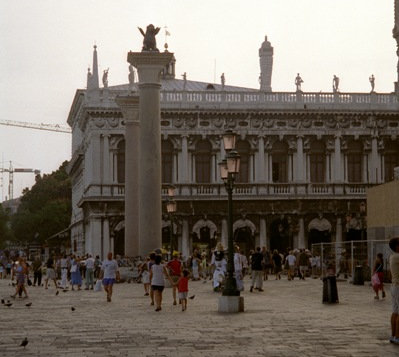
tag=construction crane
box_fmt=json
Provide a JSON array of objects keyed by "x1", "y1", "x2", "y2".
[
  {"x1": 0, "y1": 161, "x2": 40, "y2": 200},
  {"x1": 0, "y1": 119, "x2": 71, "y2": 133}
]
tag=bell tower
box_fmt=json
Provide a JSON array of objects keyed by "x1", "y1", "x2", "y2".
[{"x1": 259, "y1": 36, "x2": 273, "y2": 92}]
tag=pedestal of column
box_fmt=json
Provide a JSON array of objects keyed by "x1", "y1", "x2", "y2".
[
  {"x1": 128, "y1": 51, "x2": 174, "y2": 256},
  {"x1": 115, "y1": 95, "x2": 140, "y2": 257}
]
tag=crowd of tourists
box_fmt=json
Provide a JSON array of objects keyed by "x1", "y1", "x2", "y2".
[{"x1": 1, "y1": 238, "x2": 399, "y2": 345}]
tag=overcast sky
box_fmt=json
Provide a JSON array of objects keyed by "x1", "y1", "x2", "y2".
[{"x1": 0, "y1": 0, "x2": 396, "y2": 201}]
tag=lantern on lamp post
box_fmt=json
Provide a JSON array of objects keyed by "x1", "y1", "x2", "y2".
[{"x1": 219, "y1": 131, "x2": 241, "y2": 297}]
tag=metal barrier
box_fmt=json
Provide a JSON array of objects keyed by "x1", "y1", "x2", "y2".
[{"x1": 311, "y1": 240, "x2": 392, "y2": 282}]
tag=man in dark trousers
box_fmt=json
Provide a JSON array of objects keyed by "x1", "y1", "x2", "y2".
[{"x1": 250, "y1": 247, "x2": 264, "y2": 292}]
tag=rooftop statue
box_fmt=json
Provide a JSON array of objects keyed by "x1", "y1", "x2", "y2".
[
  {"x1": 295, "y1": 73, "x2": 303, "y2": 92},
  {"x1": 333, "y1": 75, "x2": 340, "y2": 93},
  {"x1": 138, "y1": 24, "x2": 161, "y2": 52},
  {"x1": 369, "y1": 74, "x2": 375, "y2": 92},
  {"x1": 221, "y1": 73, "x2": 225, "y2": 89},
  {"x1": 102, "y1": 68, "x2": 109, "y2": 88}
]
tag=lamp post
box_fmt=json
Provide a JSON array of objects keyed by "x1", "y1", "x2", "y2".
[
  {"x1": 218, "y1": 130, "x2": 241, "y2": 297},
  {"x1": 166, "y1": 185, "x2": 177, "y2": 260}
]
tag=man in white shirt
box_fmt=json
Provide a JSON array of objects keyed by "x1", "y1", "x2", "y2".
[
  {"x1": 285, "y1": 251, "x2": 296, "y2": 281},
  {"x1": 100, "y1": 252, "x2": 120, "y2": 302},
  {"x1": 85, "y1": 254, "x2": 95, "y2": 290},
  {"x1": 60, "y1": 255, "x2": 69, "y2": 289}
]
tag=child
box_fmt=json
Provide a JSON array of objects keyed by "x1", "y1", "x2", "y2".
[
  {"x1": 141, "y1": 262, "x2": 150, "y2": 296},
  {"x1": 177, "y1": 270, "x2": 189, "y2": 311}
]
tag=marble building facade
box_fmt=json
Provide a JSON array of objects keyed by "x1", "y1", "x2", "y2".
[{"x1": 66, "y1": 37, "x2": 399, "y2": 259}]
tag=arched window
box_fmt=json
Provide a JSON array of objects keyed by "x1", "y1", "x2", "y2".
[
  {"x1": 384, "y1": 140, "x2": 399, "y2": 182},
  {"x1": 236, "y1": 141, "x2": 250, "y2": 183},
  {"x1": 272, "y1": 141, "x2": 288, "y2": 183},
  {"x1": 309, "y1": 141, "x2": 325, "y2": 183},
  {"x1": 195, "y1": 140, "x2": 212, "y2": 183},
  {"x1": 347, "y1": 141, "x2": 362, "y2": 183},
  {"x1": 117, "y1": 140, "x2": 125, "y2": 184},
  {"x1": 162, "y1": 140, "x2": 173, "y2": 183}
]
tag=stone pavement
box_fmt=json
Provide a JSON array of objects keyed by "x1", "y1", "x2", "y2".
[{"x1": 0, "y1": 275, "x2": 397, "y2": 357}]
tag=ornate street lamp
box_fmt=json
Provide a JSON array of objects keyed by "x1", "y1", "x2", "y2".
[
  {"x1": 166, "y1": 185, "x2": 177, "y2": 259},
  {"x1": 219, "y1": 132, "x2": 241, "y2": 297}
]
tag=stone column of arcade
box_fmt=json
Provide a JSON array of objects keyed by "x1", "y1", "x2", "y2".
[
  {"x1": 128, "y1": 26, "x2": 174, "y2": 256},
  {"x1": 115, "y1": 95, "x2": 140, "y2": 257}
]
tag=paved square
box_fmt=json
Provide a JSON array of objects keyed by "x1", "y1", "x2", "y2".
[{"x1": 0, "y1": 277, "x2": 397, "y2": 356}]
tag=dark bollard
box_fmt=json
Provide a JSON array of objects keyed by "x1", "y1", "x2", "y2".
[
  {"x1": 322, "y1": 276, "x2": 339, "y2": 304},
  {"x1": 353, "y1": 265, "x2": 364, "y2": 285}
]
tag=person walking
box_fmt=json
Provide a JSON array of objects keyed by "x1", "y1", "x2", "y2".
[
  {"x1": 149, "y1": 254, "x2": 173, "y2": 311},
  {"x1": 60, "y1": 254, "x2": 69, "y2": 289},
  {"x1": 372, "y1": 253, "x2": 386, "y2": 300},
  {"x1": 389, "y1": 237, "x2": 399, "y2": 345},
  {"x1": 167, "y1": 253, "x2": 182, "y2": 305},
  {"x1": 70, "y1": 256, "x2": 82, "y2": 291},
  {"x1": 250, "y1": 247, "x2": 264, "y2": 292},
  {"x1": 11, "y1": 256, "x2": 29, "y2": 299},
  {"x1": 285, "y1": 251, "x2": 297, "y2": 281},
  {"x1": 234, "y1": 246, "x2": 244, "y2": 291},
  {"x1": 85, "y1": 254, "x2": 95, "y2": 290},
  {"x1": 100, "y1": 252, "x2": 120, "y2": 302},
  {"x1": 32, "y1": 256, "x2": 42, "y2": 287},
  {"x1": 272, "y1": 250, "x2": 282, "y2": 280},
  {"x1": 176, "y1": 269, "x2": 190, "y2": 311},
  {"x1": 298, "y1": 249, "x2": 309, "y2": 280},
  {"x1": 44, "y1": 256, "x2": 58, "y2": 290}
]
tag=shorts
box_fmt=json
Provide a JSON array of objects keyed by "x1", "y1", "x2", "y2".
[
  {"x1": 151, "y1": 285, "x2": 164, "y2": 292},
  {"x1": 300, "y1": 266, "x2": 308, "y2": 271},
  {"x1": 392, "y1": 285, "x2": 399, "y2": 314},
  {"x1": 46, "y1": 268, "x2": 56, "y2": 280},
  {"x1": 102, "y1": 278, "x2": 115, "y2": 286},
  {"x1": 178, "y1": 292, "x2": 188, "y2": 299},
  {"x1": 171, "y1": 276, "x2": 180, "y2": 284}
]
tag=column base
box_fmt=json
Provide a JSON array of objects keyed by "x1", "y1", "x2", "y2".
[{"x1": 218, "y1": 296, "x2": 244, "y2": 313}]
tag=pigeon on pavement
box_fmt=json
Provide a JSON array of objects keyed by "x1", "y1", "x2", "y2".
[
  {"x1": 71, "y1": 307, "x2": 75, "y2": 311},
  {"x1": 5, "y1": 302, "x2": 12, "y2": 307},
  {"x1": 189, "y1": 295, "x2": 195, "y2": 300},
  {"x1": 20, "y1": 337, "x2": 28, "y2": 348},
  {"x1": 25, "y1": 302, "x2": 32, "y2": 307}
]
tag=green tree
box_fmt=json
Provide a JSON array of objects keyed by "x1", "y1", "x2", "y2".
[
  {"x1": 0, "y1": 203, "x2": 12, "y2": 247},
  {"x1": 11, "y1": 161, "x2": 71, "y2": 244}
]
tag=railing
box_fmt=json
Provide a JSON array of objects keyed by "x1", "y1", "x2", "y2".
[
  {"x1": 158, "y1": 90, "x2": 398, "y2": 110},
  {"x1": 78, "y1": 182, "x2": 376, "y2": 203}
]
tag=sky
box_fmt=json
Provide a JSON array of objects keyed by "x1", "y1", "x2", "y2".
[{"x1": 0, "y1": 0, "x2": 396, "y2": 201}]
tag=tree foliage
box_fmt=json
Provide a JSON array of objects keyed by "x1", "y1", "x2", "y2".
[
  {"x1": 11, "y1": 161, "x2": 71, "y2": 244},
  {"x1": 0, "y1": 203, "x2": 12, "y2": 247}
]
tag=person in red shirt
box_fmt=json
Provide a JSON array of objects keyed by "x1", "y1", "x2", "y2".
[
  {"x1": 167, "y1": 253, "x2": 182, "y2": 305},
  {"x1": 177, "y1": 270, "x2": 189, "y2": 311}
]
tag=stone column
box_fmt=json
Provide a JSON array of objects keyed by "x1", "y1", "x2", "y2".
[
  {"x1": 115, "y1": 95, "x2": 140, "y2": 257},
  {"x1": 298, "y1": 217, "x2": 305, "y2": 249},
  {"x1": 296, "y1": 136, "x2": 304, "y2": 182},
  {"x1": 179, "y1": 135, "x2": 188, "y2": 182},
  {"x1": 257, "y1": 136, "x2": 265, "y2": 182},
  {"x1": 259, "y1": 218, "x2": 267, "y2": 248},
  {"x1": 221, "y1": 218, "x2": 228, "y2": 249},
  {"x1": 334, "y1": 135, "x2": 342, "y2": 182},
  {"x1": 335, "y1": 217, "x2": 342, "y2": 244},
  {"x1": 102, "y1": 134, "x2": 110, "y2": 184},
  {"x1": 103, "y1": 217, "x2": 110, "y2": 259},
  {"x1": 128, "y1": 51, "x2": 173, "y2": 256},
  {"x1": 181, "y1": 219, "x2": 189, "y2": 259},
  {"x1": 370, "y1": 136, "x2": 379, "y2": 183}
]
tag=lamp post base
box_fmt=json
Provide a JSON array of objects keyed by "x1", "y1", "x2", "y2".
[{"x1": 218, "y1": 295, "x2": 244, "y2": 313}]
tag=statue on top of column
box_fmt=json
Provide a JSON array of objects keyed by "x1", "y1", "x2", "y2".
[{"x1": 138, "y1": 24, "x2": 161, "y2": 52}]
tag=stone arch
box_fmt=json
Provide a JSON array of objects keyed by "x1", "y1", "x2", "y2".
[
  {"x1": 192, "y1": 218, "x2": 217, "y2": 238},
  {"x1": 233, "y1": 218, "x2": 256, "y2": 235},
  {"x1": 233, "y1": 218, "x2": 256, "y2": 255},
  {"x1": 308, "y1": 216, "x2": 332, "y2": 248}
]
